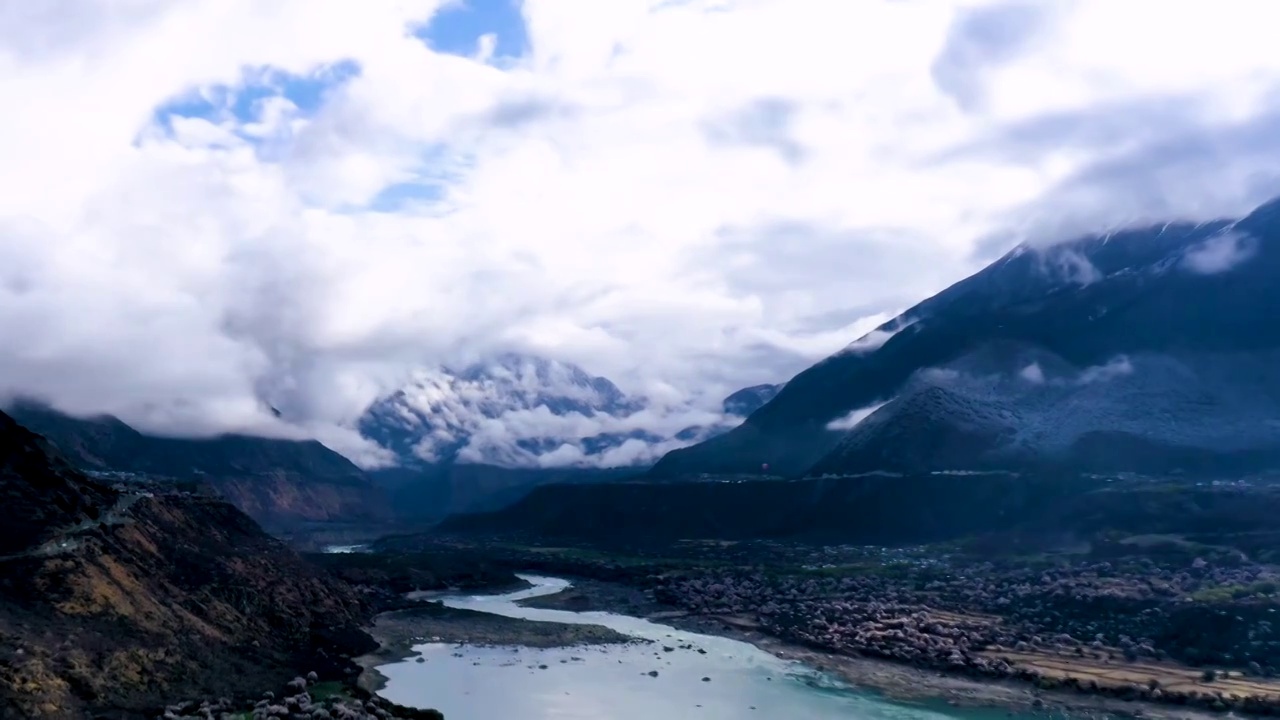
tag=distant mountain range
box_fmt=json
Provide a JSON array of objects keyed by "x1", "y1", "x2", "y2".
[
  {"x1": 2, "y1": 357, "x2": 788, "y2": 526},
  {"x1": 654, "y1": 197, "x2": 1280, "y2": 479},
  {"x1": 356, "y1": 352, "x2": 756, "y2": 470},
  {"x1": 353, "y1": 353, "x2": 786, "y2": 518},
  {"x1": 3, "y1": 400, "x2": 389, "y2": 528}
]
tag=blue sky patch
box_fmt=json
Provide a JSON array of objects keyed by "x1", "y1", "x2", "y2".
[
  {"x1": 368, "y1": 181, "x2": 448, "y2": 212},
  {"x1": 366, "y1": 143, "x2": 471, "y2": 212},
  {"x1": 148, "y1": 60, "x2": 361, "y2": 138},
  {"x1": 415, "y1": 0, "x2": 529, "y2": 61}
]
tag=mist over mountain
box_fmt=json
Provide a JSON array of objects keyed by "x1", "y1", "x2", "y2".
[
  {"x1": 654, "y1": 197, "x2": 1280, "y2": 479},
  {"x1": 356, "y1": 353, "x2": 753, "y2": 470},
  {"x1": 3, "y1": 400, "x2": 389, "y2": 528}
]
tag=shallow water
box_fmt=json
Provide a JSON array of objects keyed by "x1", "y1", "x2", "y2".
[{"x1": 376, "y1": 575, "x2": 1075, "y2": 720}]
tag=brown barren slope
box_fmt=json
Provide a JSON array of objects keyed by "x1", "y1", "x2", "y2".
[{"x1": 0, "y1": 410, "x2": 377, "y2": 719}]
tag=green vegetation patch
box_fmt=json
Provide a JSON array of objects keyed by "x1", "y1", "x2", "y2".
[
  {"x1": 1191, "y1": 581, "x2": 1280, "y2": 603},
  {"x1": 308, "y1": 681, "x2": 353, "y2": 702}
]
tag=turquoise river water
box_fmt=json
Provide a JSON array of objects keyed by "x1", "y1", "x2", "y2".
[{"x1": 374, "y1": 575, "x2": 1094, "y2": 720}]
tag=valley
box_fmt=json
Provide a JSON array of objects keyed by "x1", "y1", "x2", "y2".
[
  {"x1": 0, "y1": 409, "x2": 518, "y2": 719},
  {"x1": 6, "y1": 195, "x2": 1280, "y2": 719},
  {"x1": 11, "y1": 403, "x2": 1280, "y2": 718},
  {"x1": 372, "y1": 515, "x2": 1280, "y2": 717}
]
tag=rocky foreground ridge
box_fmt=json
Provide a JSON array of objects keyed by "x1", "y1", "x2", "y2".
[
  {"x1": 0, "y1": 409, "x2": 424, "y2": 719},
  {"x1": 157, "y1": 672, "x2": 443, "y2": 720}
]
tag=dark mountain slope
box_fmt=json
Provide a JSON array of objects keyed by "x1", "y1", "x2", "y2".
[
  {"x1": 439, "y1": 472, "x2": 1099, "y2": 545},
  {"x1": 5, "y1": 402, "x2": 388, "y2": 528},
  {"x1": 653, "y1": 199, "x2": 1280, "y2": 477},
  {"x1": 440, "y1": 465, "x2": 1280, "y2": 557},
  {"x1": 809, "y1": 347, "x2": 1280, "y2": 476},
  {"x1": 0, "y1": 413, "x2": 115, "y2": 557},
  {"x1": 0, "y1": 410, "x2": 377, "y2": 719},
  {"x1": 369, "y1": 463, "x2": 637, "y2": 521},
  {"x1": 810, "y1": 384, "x2": 1020, "y2": 475}
]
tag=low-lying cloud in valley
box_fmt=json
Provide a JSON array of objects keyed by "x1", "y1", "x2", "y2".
[{"x1": 4, "y1": 0, "x2": 1280, "y2": 466}]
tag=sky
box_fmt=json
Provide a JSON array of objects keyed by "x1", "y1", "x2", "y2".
[{"x1": 4, "y1": 0, "x2": 1280, "y2": 465}]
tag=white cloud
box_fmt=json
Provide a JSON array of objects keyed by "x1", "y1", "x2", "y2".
[
  {"x1": 1183, "y1": 230, "x2": 1258, "y2": 275},
  {"x1": 826, "y1": 402, "x2": 887, "y2": 431},
  {"x1": 1038, "y1": 247, "x2": 1102, "y2": 286},
  {"x1": 1078, "y1": 356, "x2": 1135, "y2": 385},
  {"x1": 448, "y1": 403, "x2": 732, "y2": 468},
  {"x1": 4, "y1": 0, "x2": 1280, "y2": 459},
  {"x1": 840, "y1": 314, "x2": 914, "y2": 355},
  {"x1": 919, "y1": 368, "x2": 962, "y2": 385},
  {"x1": 1019, "y1": 363, "x2": 1045, "y2": 384}
]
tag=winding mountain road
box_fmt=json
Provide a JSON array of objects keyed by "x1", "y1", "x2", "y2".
[{"x1": 0, "y1": 490, "x2": 149, "y2": 562}]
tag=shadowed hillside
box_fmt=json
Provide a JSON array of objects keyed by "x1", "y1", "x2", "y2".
[
  {"x1": 439, "y1": 472, "x2": 1103, "y2": 545},
  {"x1": 5, "y1": 402, "x2": 389, "y2": 528},
  {"x1": 0, "y1": 410, "x2": 378, "y2": 719}
]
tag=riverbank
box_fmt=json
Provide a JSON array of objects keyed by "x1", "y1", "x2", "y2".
[
  {"x1": 356, "y1": 599, "x2": 642, "y2": 694},
  {"x1": 520, "y1": 577, "x2": 1225, "y2": 720}
]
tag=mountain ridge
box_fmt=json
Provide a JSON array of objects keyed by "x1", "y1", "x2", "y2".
[
  {"x1": 4, "y1": 401, "x2": 390, "y2": 529},
  {"x1": 722, "y1": 383, "x2": 784, "y2": 417},
  {"x1": 652, "y1": 198, "x2": 1280, "y2": 478}
]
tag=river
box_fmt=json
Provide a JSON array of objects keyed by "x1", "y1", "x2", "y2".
[{"x1": 374, "y1": 575, "x2": 1075, "y2": 720}]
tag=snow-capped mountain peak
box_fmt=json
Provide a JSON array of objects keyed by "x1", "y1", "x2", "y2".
[
  {"x1": 357, "y1": 354, "x2": 649, "y2": 466},
  {"x1": 359, "y1": 350, "x2": 804, "y2": 470}
]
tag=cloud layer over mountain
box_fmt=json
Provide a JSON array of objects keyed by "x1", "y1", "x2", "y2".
[
  {"x1": 358, "y1": 353, "x2": 734, "y2": 469},
  {"x1": 4, "y1": 0, "x2": 1280, "y2": 462}
]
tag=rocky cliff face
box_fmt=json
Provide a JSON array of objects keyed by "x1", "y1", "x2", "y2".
[
  {"x1": 5, "y1": 402, "x2": 389, "y2": 529},
  {"x1": 0, "y1": 410, "x2": 377, "y2": 719}
]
